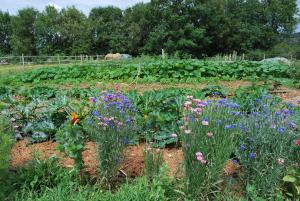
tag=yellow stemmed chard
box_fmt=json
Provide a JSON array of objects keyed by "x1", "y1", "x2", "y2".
[{"x1": 71, "y1": 112, "x2": 79, "y2": 125}]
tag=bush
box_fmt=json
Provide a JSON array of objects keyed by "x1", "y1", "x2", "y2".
[
  {"x1": 235, "y1": 97, "x2": 299, "y2": 197},
  {"x1": 0, "y1": 156, "x2": 77, "y2": 201},
  {"x1": 180, "y1": 98, "x2": 240, "y2": 199},
  {"x1": 88, "y1": 90, "x2": 138, "y2": 178}
]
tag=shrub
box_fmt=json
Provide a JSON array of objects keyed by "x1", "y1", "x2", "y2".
[
  {"x1": 235, "y1": 97, "x2": 299, "y2": 196},
  {"x1": 180, "y1": 98, "x2": 241, "y2": 199},
  {"x1": 88, "y1": 90, "x2": 138, "y2": 178},
  {"x1": 56, "y1": 115, "x2": 85, "y2": 171}
]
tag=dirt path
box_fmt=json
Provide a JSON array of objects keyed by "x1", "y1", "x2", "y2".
[{"x1": 10, "y1": 140, "x2": 183, "y2": 177}]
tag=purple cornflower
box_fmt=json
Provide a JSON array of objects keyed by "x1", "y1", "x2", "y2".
[
  {"x1": 278, "y1": 127, "x2": 286, "y2": 134},
  {"x1": 249, "y1": 153, "x2": 256, "y2": 160},
  {"x1": 225, "y1": 125, "x2": 232, "y2": 130},
  {"x1": 218, "y1": 99, "x2": 227, "y2": 104},
  {"x1": 231, "y1": 159, "x2": 238, "y2": 164},
  {"x1": 92, "y1": 110, "x2": 99, "y2": 116},
  {"x1": 240, "y1": 144, "x2": 247, "y2": 151}
]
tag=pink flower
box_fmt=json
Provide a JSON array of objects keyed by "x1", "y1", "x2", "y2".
[
  {"x1": 184, "y1": 130, "x2": 191, "y2": 134},
  {"x1": 183, "y1": 116, "x2": 189, "y2": 122},
  {"x1": 192, "y1": 108, "x2": 202, "y2": 114},
  {"x1": 187, "y1": 96, "x2": 193, "y2": 100},
  {"x1": 202, "y1": 120, "x2": 209, "y2": 126},
  {"x1": 197, "y1": 155, "x2": 203, "y2": 161},
  {"x1": 200, "y1": 159, "x2": 207, "y2": 164},
  {"x1": 171, "y1": 133, "x2": 177, "y2": 138},
  {"x1": 193, "y1": 99, "x2": 202, "y2": 103},
  {"x1": 196, "y1": 152, "x2": 207, "y2": 164},
  {"x1": 156, "y1": 148, "x2": 161, "y2": 153},
  {"x1": 207, "y1": 132, "x2": 213, "y2": 137},
  {"x1": 196, "y1": 152, "x2": 203, "y2": 157},
  {"x1": 277, "y1": 158, "x2": 284, "y2": 165},
  {"x1": 184, "y1": 101, "x2": 192, "y2": 107},
  {"x1": 197, "y1": 103, "x2": 206, "y2": 107},
  {"x1": 180, "y1": 125, "x2": 185, "y2": 130}
]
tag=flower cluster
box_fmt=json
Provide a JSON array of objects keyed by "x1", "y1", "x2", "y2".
[
  {"x1": 196, "y1": 152, "x2": 207, "y2": 164},
  {"x1": 89, "y1": 91, "x2": 136, "y2": 129}
]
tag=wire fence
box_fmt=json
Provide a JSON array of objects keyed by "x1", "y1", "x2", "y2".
[{"x1": 0, "y1": 55, "x2": 106, "y2": 66}]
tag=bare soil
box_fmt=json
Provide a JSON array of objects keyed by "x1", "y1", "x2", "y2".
[{"x1": 10, "y1": 140, "x2": 183, "y2": 177}]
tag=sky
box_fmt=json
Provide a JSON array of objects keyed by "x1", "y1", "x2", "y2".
[{"x1": 1, "y1": 0, "x2": 300, "y2": 32}]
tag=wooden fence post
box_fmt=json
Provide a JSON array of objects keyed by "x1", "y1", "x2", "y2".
[
  {"x1": 80, "y1": 55, "x2": 83, "y2": 64},
  {"x1": 58, "y1": 55, "x2": 60, "y2": 64},
  {"x1": 22, "y1": 54, "x2": 25, "y2": 66},
  {"x1": 162, "y1": 49, "x2": 165, "y2": 59}
]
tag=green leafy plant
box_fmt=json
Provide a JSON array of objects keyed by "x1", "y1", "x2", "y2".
[
  {"x1": 144, "y1": 144, "x2": 164, "y2": 180},
  {"x1": 181, "y1": 99, "x2": 239, "y2": 199},
  {"x1": 56, "y1": 99, "x2": 90, "y2": 172},
  {"x1": 56, "y1": 118, "x2": 85, "y2": 171},
  {"x1": 88, "y1": 91, "x2": 138, "y2": 179},
  {"x1": 201, "y1": 85, "x2": 228, "y2": 98},
  {"x1": 235, "y1": 96, "x2": 297, "y2": 197},
  {"x1": 282, "y1": 166, "x2": 300, "y2": 199},
  {"x1": 136, "y1": 88, "x2": 203, "y2": 147},
  {"x1": 0, "y1": 116, "x2": 13, "y2": 170}
]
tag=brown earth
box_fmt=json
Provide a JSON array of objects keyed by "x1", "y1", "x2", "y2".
[{"x1": 10, "y1": 140, "x2": 183, "y2": 177}]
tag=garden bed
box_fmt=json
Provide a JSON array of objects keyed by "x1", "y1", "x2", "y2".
[{"x1": 10, "y1": 140, "x2": 184, "y2": 177}]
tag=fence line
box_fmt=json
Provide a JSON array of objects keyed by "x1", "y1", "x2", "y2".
[{"x1": 0, "y1": 55, "x2": 106, "y2": 66}]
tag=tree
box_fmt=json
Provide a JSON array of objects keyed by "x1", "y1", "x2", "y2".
[
  {"x1": 0, "y1": 11, "x2": 11, "y2": 55},
  {"x1": 35, "y1": 6, "x2": 62, "y2": 55},
  {"x1": 123, "y1": 3, "x2": 153, "y2": 56},
  {"x1": 10, "y1": 8, "x2": 38, "y2": 55},
  {"x1": 59, "y1": 7, "x2": 91, "y2": 55},
  {"x1": 89, "y1": 6, "x2": 126, "y2": 55},
  {"x1": 143, "y1": 0, "x2": 208, "y2": 57}
]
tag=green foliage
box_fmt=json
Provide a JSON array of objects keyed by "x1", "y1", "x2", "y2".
[
  {"x1": 56, "y1": 122, "x2": 85, "y2": 171},
  {"x1": 202, "y1": 85, "x2": 228, "y2": 98},
  {"x1": 89, "y1": 6, "x2": 126, "y2": 54},
  {"x1": 235, "y1": 99, "x2": 298, "y2": 197},
  {"x1": 135, "y1": 88, "x2": 203, "y2": 148},
  {"x1": 181, "y1": 99, "x2": 239, "y2": 199},
  {"x1": 282, "y1": 166, "x2": 300, "y2": 199},
  {"x1": 88, "y1": 91, "x2": 138, "y2": 179},
  {"x1": 0, "y1": 11, "x2": 11, "y2": 55},
  {"x1": 18, "y1": 61, "x2": 291, "y2": 85},
  {"x1": 144, "y1": 145, "x2": 164, "y2": 180},
  {"x1": 0, "y1": 116, "x2": 13, "y2": 170},
  {"x1": 13, "y1": 175, "x2": 172, "y2": 201},
  {"x1": 1, "y1": 96, "x2": 69, "y2": 142},
  {"x1": 233, "y1": 84, "x2": 279, "y2": 112},
  {"x1": 2, "y1": 0, "x2": 299, "y2": 57},
  {"x1": 0, "y1": 156, "x2": 77, "y2": 201},
  {"x1": 10, "y1": 8, "x2": 38, "y2": 55}
]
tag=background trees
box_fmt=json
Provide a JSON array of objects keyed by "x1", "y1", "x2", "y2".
[
  {"x1": 0, "y1": 0, "x2": 298, "y2": 58},
  {"x1": 0, "y1": 11, "x2": 11, "y2": 55},
  {"x1": 10, "y1": 8, "x2": 38, "y2": 55}
]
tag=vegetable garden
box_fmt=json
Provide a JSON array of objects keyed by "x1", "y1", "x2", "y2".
[{"x1": 0, "y1": 58, "x2": 300, "y2": 201}]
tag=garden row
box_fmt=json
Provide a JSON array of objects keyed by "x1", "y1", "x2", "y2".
[
  {"x1": 13, "y1": 60, "x2": 294, "y2": 84},
  {"x1": 0, "y1": 83, "x2": 300, "y2": 200}
]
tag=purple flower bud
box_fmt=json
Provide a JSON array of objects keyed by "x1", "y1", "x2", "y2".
[{"x1": 249, "y1": 153, "x2": 256, "y2": 160}]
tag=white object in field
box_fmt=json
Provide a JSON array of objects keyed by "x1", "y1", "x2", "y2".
[{"x1": 261, "y1": 57, "x2": 291, "y2": 66}]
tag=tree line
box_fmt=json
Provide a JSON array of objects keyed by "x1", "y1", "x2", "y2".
[{"x1": 0, "y1": 0, "x2": 298, "y2": 58}]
